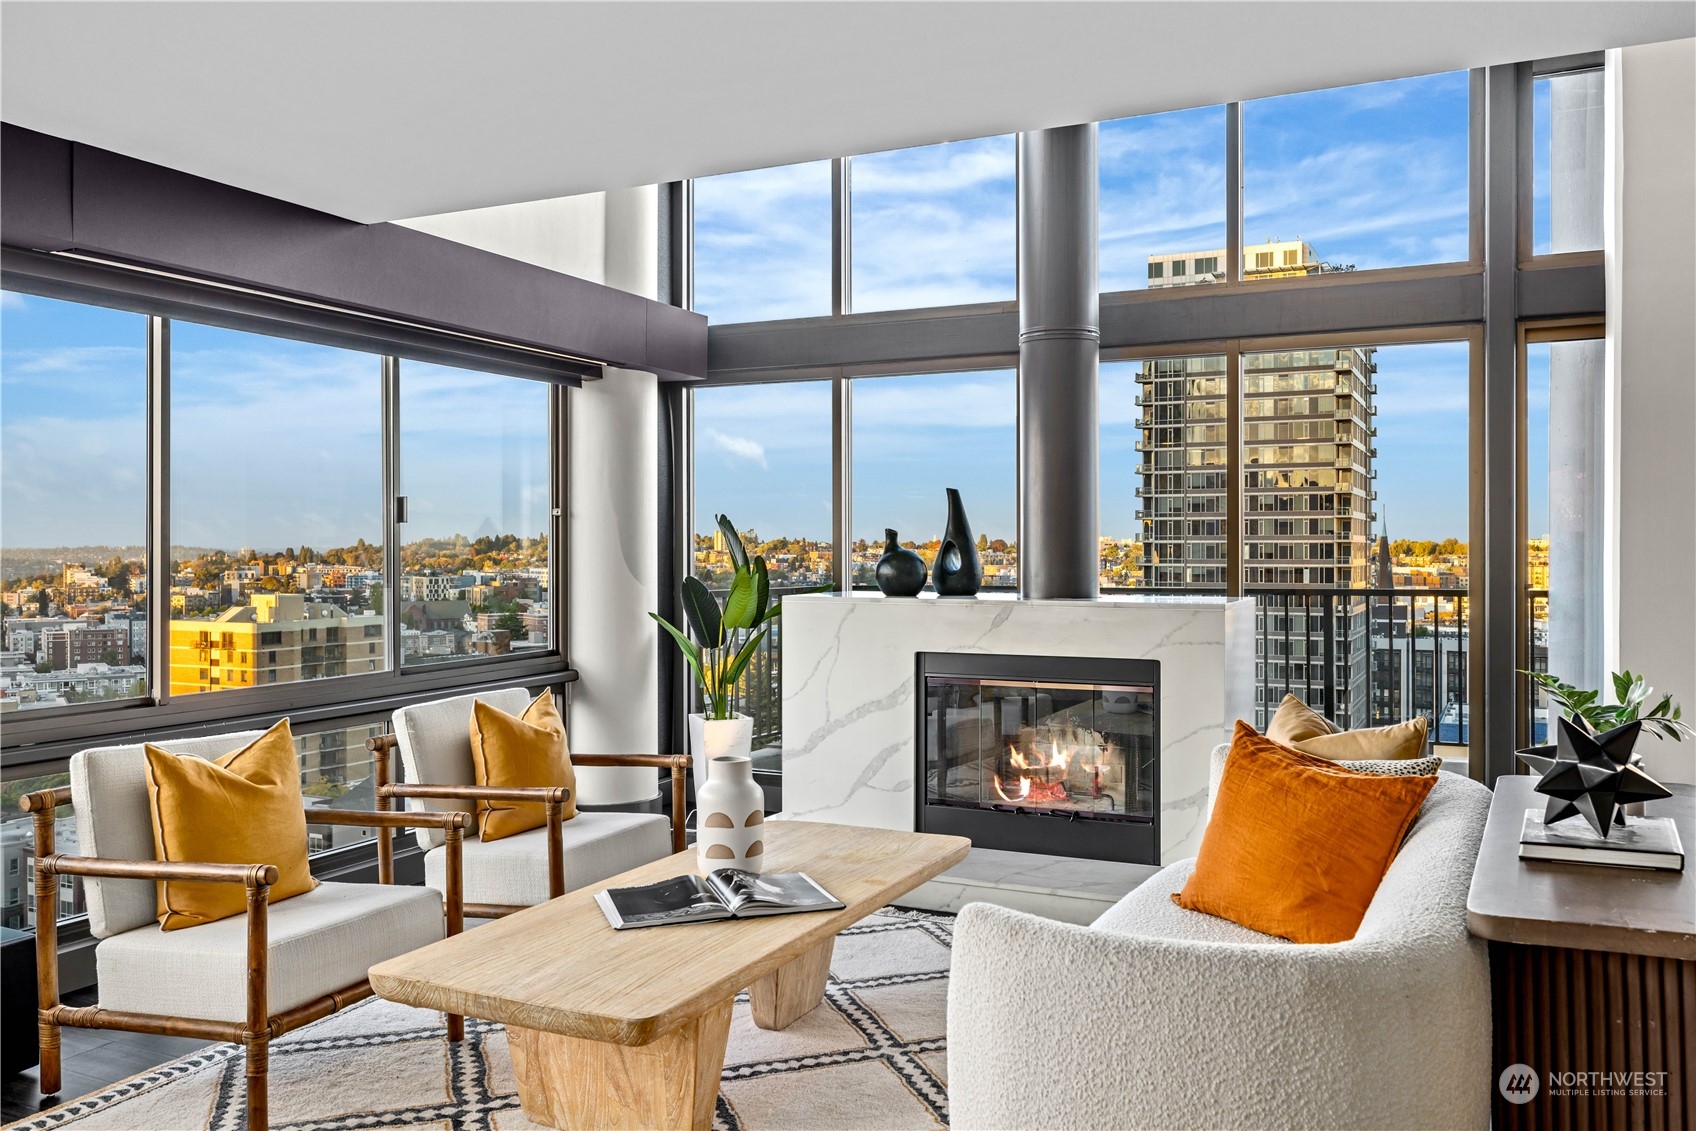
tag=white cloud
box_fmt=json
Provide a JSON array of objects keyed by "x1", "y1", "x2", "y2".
[
  {"x1": 0, "y1": 291, "x2": 30, "y2": 311},
  {"x1": 705, "y1": 428, "x2": 768, "y2": 468}
]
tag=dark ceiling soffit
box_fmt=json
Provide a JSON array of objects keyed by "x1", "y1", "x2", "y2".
[
  {"x1": 2, "y1": 249, "x2": 596, "y2": 385},
  {"x1": 0, "y1": 124, "x2": 708, "y2": 382}
]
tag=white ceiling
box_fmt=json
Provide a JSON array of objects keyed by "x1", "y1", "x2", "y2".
[{"x1": 2, "y1": 2, "x2": 1691, "y2": 224}]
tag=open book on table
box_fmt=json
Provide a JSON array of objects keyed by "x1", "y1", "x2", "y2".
[{"x1": 595, "y1": 869, "x2": 845, "y2": 930}]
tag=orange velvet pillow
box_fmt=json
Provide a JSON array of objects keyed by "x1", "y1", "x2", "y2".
[{"x1": 1174, "y1": 721, "x2": 1436, "y2": 943}]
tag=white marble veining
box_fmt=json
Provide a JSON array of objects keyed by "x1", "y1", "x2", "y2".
[{"x1": 781, "y1": 592, "x2": 1255, "y2": 864}]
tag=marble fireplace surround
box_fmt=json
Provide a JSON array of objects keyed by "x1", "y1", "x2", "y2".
[{"x1": 780, "y1": 593, "x2": 1256, "y2": 879}]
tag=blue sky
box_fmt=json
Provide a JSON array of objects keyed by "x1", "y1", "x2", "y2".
[
  {"x1": 2, "y1": 293, "x2": 548, "y2": 552},
  {"x1": 6, "y1": 69, "x2": 1500, "y2": 558},
  {"x1": 695, "y1": 70, "x2": 1479, "y2": 547}
]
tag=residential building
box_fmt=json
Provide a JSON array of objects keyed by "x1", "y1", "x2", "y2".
[
  {"x1": 399, "y1": 574, "x2": 458, "y2": 602},
  {"x1": 167, "y1": 592, "x2": 383, "y2": 694},
  {"x1": 40, "y1": 624, "x2": 129, "y2": 670}
]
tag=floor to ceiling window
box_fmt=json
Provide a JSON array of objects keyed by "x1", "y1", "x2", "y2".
[
  {"x1": 850, "y1": 136, "x2": 1017, "y2": 313},
  {"x1": 690, "y1": 380, "x2": 835, "y2": 765},
  {"x1": 693, "y1": 160, "x2": 834, "y2": 323},
  {"x1": 1532, "y1": 66, "x2": 1605, "y2": 256},
  {"x1": 1099, "y1": 105, "x2": 1228, "y2": 293},
  {"x1": 850, "y1": 369, "x2": 1018, "y2": 589},
  {"x1": 169, "y1": 322, "x2": 387, "y2": 695},
  {"x1": 399, "y1": 361, "x2": 552, "y2": 665},
  {"x1": 1243, "y1": 71, "x2": 1471, "y2": 277},
  {"x1": 1524, "y1": 328, "x2": 1605, "y2": 745},
  {"x1": 688, "y1": 55, "x2": 1602, "y2": 780},
  {"x1": 1, "y1": 294, "x2": 149, "y2": 712}
]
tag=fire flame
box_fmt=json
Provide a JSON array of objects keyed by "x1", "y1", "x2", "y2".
[{"x1": 993, "y1": 726, "x2": 1111, "y2": 807}]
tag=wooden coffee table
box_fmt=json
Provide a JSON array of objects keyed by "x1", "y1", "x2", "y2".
[{"x1": 370, "y1": 820, "x2": 969, "y2": 1130}]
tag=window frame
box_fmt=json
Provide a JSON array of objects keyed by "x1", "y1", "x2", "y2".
[
  {"x1": 1516, "y1": 318, "x2": 1606, "y2": 749},
  {"x1": 685, "y1": 59, "x2": 1605, "y2": 786},
  {"x1": 0, "y1": 284, "x2": 576, "y2": 773}
]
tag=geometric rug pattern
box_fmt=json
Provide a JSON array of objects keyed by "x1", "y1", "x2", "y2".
[{"x1": 3, "y1": 909, "x2": 954, "y2": 1131}]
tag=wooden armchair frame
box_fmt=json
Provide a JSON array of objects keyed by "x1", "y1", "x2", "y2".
[
  {"x1": 20, "y1": 786, "x2": 469, "y2": 1131},
  {"x1": 367, "y1": 733, "x2": 691, "y2": 917}
]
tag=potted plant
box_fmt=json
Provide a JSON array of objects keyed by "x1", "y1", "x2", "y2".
[
  {"x1": 651, "y1": 515, "x2": 782, "y2": 800},
  {"x1": 1523, "y1": 669, "x2": 1693, "y2": 745}
]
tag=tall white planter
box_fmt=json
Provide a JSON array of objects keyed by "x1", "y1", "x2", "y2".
[
  {"x1": 686, "y1": 712, "x2": 753, "y2": 801},
  {"x1": 695, "y1": 754, "x2": 766, "y2": 873}
]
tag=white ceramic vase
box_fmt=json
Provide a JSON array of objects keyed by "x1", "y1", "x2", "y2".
[
  {"x1": 695, "y1": 754, "x2": 765, "y2": 873},
  {"x1": 686, "y1": 712, "x2": 753, "y2": 800}
]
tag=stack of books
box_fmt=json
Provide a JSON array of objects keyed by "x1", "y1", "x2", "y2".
[{"x1": 1519, "y1": 809, "x2": 1685, "y2": 871}]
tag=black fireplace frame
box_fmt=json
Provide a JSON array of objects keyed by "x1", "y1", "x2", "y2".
[{"x1": 914, "y1": 652, "x2": 1161, "y2": 865}]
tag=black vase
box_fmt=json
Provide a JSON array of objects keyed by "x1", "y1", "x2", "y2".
[
  {"x1": 932, "y1": 487, "x2": 983, "y2": 597},
  {"x1": 875, "y1": 529, "x2": 928, "y2": 597}
]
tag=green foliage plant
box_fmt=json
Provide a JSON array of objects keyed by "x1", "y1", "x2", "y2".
[
  {"x1": 651, "y1": 515, "x2": 782, "y2": 722},
  {"x1": 1522, "y1": 668, "x2": 1694, "y2": 742}
]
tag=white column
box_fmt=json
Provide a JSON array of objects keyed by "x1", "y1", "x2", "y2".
[
  {"x1": 1546, "y1": 339, "x2": 1605, "y2": 695},
  {"x1": 569, "y1": 183, "x2": 663, "y2": 803},
  {"x1": 568, "y1": 368, "x2": 661, "y2": 802},
  {"x1": 1610, "y1": 39, "x2": 1696, "y2": 785}
]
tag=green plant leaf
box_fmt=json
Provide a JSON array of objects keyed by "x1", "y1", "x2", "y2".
[
  {"x1": 723, "y1": 566, "x2": 757, "y2": 630},
  {"x1": 717, "y1": 514, "x2": 749, "y2": 572},
  {"x1": 721, "y1": 627, "x2": 769, "y2": 688},
  {"x1": 681, "y1": 576, "x2": 723, "y2": 647},
  {"x1": 1612, "y1": 669, "x2": 1633, "y2": 701},
  {"x1": 649, "y1": 613, "x2": 707, "y2": 697},
  {"x1": 750, "y1": 557, "x2": 770, "y2": 627}
]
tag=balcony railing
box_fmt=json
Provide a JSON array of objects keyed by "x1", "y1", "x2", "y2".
[{"x1": 1251, "y1": 588, "x2": 1472, "y2": 751}]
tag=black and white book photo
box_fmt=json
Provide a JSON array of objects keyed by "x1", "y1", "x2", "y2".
[
  {"x1": 1519, "y1": 808, "x2": 1686, "y2": 872},
  {"x1": 595, "y1": 869, "x2": 845, "y2": 930}
]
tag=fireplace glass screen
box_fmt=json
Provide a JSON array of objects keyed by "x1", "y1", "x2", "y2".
[{"x1": 922, "y1": 669, "x2": 1157, "y2": 824}]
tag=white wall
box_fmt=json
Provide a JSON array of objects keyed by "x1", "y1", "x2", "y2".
[
  {"x1": 397, "y1": 194, "x2": 608, "y2": 281},
  {"x1": 399, "y1": 188, "x2": 666, "y2": 802},
  {"x1": 1611, "y1": 38, "x2": 1696, "y2": 785}
]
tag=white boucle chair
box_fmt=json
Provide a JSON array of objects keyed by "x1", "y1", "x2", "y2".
[
  {"x1": 947, "y1": 744, "x2": 1493, "y2": 1130},
  {"x1": 369, "y1": 686, "x2": 688, "y2": 917},
  {"x1": 23, "y1": 731, "x2": 468, "y2": 1131}
]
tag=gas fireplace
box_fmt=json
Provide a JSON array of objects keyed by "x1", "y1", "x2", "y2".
[{"x1": 915, "y1": 653, "x2": 1160, "y2": 865}]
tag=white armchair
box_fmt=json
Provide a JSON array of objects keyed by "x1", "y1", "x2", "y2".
[
  {"x1": 25, "y1": 731, "x2": 466, "y2": 1131},
  {"x1": 369, "y1": 686, "x2": 687, "y2": 917},
  {"x1": 948, "y1": 761, "x2": 1493, "y2": 1130}
]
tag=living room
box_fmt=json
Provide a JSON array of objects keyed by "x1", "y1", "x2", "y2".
[{"x1": 1, "y1": 3, "x2": 1692, "y2": 1129}]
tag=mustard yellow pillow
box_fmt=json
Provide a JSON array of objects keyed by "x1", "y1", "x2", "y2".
[
  {"x1": 1291, "y1": 715, "x2": 1430, "y2": 762},
  {"x1": 469, "y1": 691, "x2": 576, "y2": 842},
  {"x1": 1174, "y1": 722, "x2": 1435, "y2": 943},
  {"x1": 144, "y1": 719, "x2": 317, "y2": 931},
  {"x1": 1264, "y1": 694, "x2": 1338, "y2": 745}
]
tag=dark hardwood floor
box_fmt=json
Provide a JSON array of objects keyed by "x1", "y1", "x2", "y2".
[{"x1": 2, "y1": 987, "x2": 212, "y2": 1124}]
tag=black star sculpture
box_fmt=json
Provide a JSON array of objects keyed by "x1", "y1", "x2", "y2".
[{"x1": 1520, "y1": 717, "x2": 1672, "y2": 838}]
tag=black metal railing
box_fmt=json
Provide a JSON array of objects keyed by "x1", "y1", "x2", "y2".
[{"x1": 1252, "y1": 587, "x2": 1471, "y2": 747}]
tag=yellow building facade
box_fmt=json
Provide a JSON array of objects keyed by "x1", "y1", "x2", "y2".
[{"x1": 169, "y1": 593, "x2": 384, "y2": 695}]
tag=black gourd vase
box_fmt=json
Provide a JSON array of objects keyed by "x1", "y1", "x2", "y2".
[
  {"x1": 875, "y1": 529, "x2": 928, "y2": 597},
  {"x1": 932, "y1": 487, "x2": 982, "y2": 597}
]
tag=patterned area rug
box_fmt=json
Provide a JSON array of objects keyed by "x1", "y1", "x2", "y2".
[{"x1": 6, "y1": 909, "x2": 954, "y2": 1131}]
